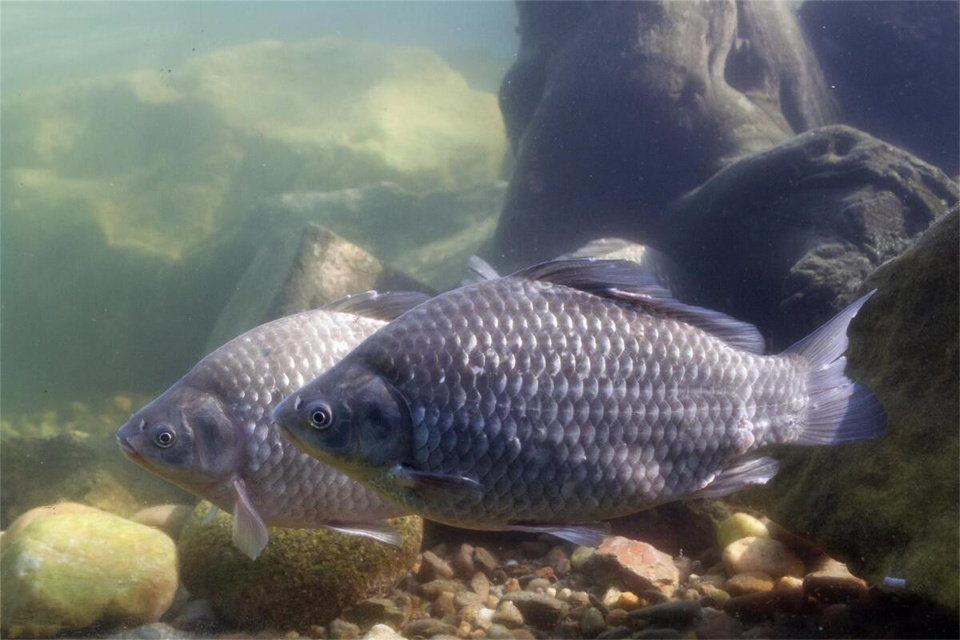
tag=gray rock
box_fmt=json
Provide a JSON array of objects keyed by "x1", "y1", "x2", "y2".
[
  {"x1": 330, "y1": 618, "x2": 361, "y2": 640},
  {"x1": 664, "y1": 125, "x2": 957, "y2": 346},
  {"x1": 734, "y1": 207, "x2": 960, "y2": 614},
  {"x1": 501, "y1": 592, "x2": 569, "y2": 629},
  {"x1": 360, "y1": 624, "x2": 404, "y2": 640},
  {"x1": 420, "y1": 579, "x2": 465, "y2": 601},
  {"x1": 343, "y1": 598, "x2": 409, "y2": 633},
  {"x1": 169, "y1": 599, "x2": 218, "y2": 631},
  {"x1": 400, "y1": 618, "x2": 458, "y2": 638},
  {"x1": 485, "y1": 624, "x2": 513, "y2": 640},
  {"x1": 105, "y1": 623, "x2": 197, "y2": 639},
  {"x1": 492, "y1": 600, "x2": 525, "y2": 629},
  {"x1": 580, "y1": 607, "x2": 606, "y2": 639},
  {"x1": 491, "y1": 0, "x2": 834, "y2": 269},
  {"x1": 418, "y1": 551, "x2": 455, "y2": 582},
  {"x1": 203, "y1": 221, "x2": 429, "y2": 354},
  {"x1": 454, "y1": 590, "x2": 485, "y2": 611}
]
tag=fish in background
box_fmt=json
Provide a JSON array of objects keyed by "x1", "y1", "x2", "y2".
[
  {"x1": 116, "y1": 291, "x2": 427, "y2": 560},
  {"x1": 274, "y1": 259, "x2": 885, "y2": 546}
]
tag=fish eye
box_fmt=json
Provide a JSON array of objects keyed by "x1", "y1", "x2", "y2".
[
  {"x1": 154, "y1": 428, "x2": 176, "y2": 448},
  {"x1": 308, "y1": 403, "x2": 334, "y2": 430}
]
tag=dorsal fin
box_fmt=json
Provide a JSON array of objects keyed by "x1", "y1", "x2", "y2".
[
  {"x1": 462, "y1": 256, "x2": 501, "y2": 286},
  {"x1": 511, "y1": 259, "x2": 766, "y2": 354},
  {"x1": 321, "y1": 290, "x2": 430, "y2": 321}
]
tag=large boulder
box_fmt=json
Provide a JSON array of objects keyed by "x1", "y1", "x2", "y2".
[
  {"x1": 1, "y1": 511, "x2": 178, "y2": 636},
  {"x1": 177, "y1": 502, "x2": 423, "y2": 629},
  {"x1": 491, "y1": 0, "x2": 835, "y2": 269},
  {"x1": 2, "y1": 37, "x2": 506, "y2": 412},
  {"x1": 663, "y1": 125, "x2": 958, "y2": 346},
  {"x1": 734, "y1": 207, "x2": 959, "y2": 613}
]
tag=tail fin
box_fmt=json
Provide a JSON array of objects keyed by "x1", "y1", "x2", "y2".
[{"x1": 784, "y1": 290, "x2": 886, "y2": 445}]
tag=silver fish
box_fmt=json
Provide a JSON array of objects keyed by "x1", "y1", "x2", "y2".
[
  {"x1": 273, "y1": 260, "x2": 885, "y2": 546},
  {"x1": 116, "y1": 291, "x2": 427, "y2": 559}
]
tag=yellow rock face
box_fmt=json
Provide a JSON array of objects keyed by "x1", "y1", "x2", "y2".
[
  {"x1": 3, "y1": 37, "x2": 506, "y2": 260},
  {"x1": 0, "y1": 511, "x2": 178, "y2": 635}
]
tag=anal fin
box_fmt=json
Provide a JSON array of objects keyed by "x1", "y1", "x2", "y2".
[{"x1": 232, "y1": 478, "x2": 269, "y2": 560}]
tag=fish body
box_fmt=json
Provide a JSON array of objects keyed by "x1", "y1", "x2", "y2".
[
  {"x1": 116, "y1": 292, "x2": 426, "y2": 559},
  {"x1": 274, "y1": 260, "x2": 884, "y2": 545}
]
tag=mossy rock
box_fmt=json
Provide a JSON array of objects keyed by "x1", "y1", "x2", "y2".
[
  {"x1": 733, "y1": 207, "x2": 959, "y2": 613},
  {"x1": 177, "y1": 502, "x2": 422, "y2": 628}
]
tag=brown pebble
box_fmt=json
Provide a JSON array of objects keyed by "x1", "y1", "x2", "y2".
[
  {"x1": 470, "y1": 572, "x2": 491, "y2": 600},
  {"x1": 725, "y1": 571, "x2": 775, "y2": 597},
  {"x1": 553, "y1": 556, "x2": 571, "y2": 578},
  {"x1": 420, "y1": 579, "x2": 464, "y2": 600},
  {"x1": 452, "y1": 543, "x2": 477, "y2": 579},
  {"x1": 419, "y1": 550, "x2": 455, "y2": 582},
  {"x1": 305, "y1": 625, "x2": 326, "y2": 639},
  {"x1": 473, "y1": 547, "x2": 500, "y2": 575},
  {"x1": 535, "y1": 566, "x2": 555, "y2": 580},
  {"x1": 504, "y1": 578, "x2": 520, "y2": 593},
  {"x1": 511, "y1": 630, "x2": 536, "y2": 640},
  {"x1": 455, "y1": 591, "x2": 485, "y2": 611},
  {"x1": 777, "y1": 576, "x2": 803, "y2": 590},
  {"x1": 285, "y1": 632, "x2": 300, "y2": 639},
  {"x1": 485, "y1": 595, "x2": 499, "y2": 609},
  {"x1": 606, "y1": 608, "x2": 629, "y2": 627},
  {"x1": 469, "y1": 631, "x2": 486, "y2": 639},
  {"x1": 457, "y1": 620, "x2": 472, "y2": 638},
  {"x1": 616, "y1": 592, "x2": 640, "y2": 611},
  {"x1": 432, "y1": 591, "x2": 456, "y2": 618}
]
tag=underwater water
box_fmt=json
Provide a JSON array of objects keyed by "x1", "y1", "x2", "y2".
[{"x1": 1, "y1": 1, "x2": 958, "y2": 639}]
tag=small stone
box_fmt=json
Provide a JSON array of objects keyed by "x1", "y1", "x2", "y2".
[
  {"x1": 545, "y1": 587, "x2": 556, "y2": 598},
  {"x1": 475, "y1": 606, "x2": 497, "y2": 631},
  {"x1": 501, "y1": 592, "x2": 569, "y2": 629},
  {"x1": 419, "y1": 551, "x2": 455, "y2": 582},
  {"x1": 401, "y1": 619, "x2": 458, "y2": 638},
  {"x1": 470, "y1": 572, "x2": 491, "y2": 601},
  {"x1": 695, "y1": 574, "x2": 728, "y2": 591},
  {"x1": 485, "y1": 595, "x2": 499, "y2": 609},
  {"x1": 601, "y1": 586, "x2": 622, "y2": 608},
  {"x1": 596, "y1": 626, "x2": 631, "y2": 640},
  {"x1": 525, "y1": 578, "x2": 551, "y2": 593},
  {"x1": 605, "y1": 608, "x2": 628, "y2": 627},
  {"x1": 678, "y1": 588, "x2": 701, "y2": 601},
  {"x1": 420, "y1": 579, "x2": 464, "y2": 600},
  {"x1": 613, "y1": 593, "x2": 637, "y2": 612},
  {"x1": 545, "y1": 546, "x2": 569, "y2": 565},
  {"x1": 587, "y1": 537, "x2": 680, "y2": 597},
  {"x1": 170, "y1": 599, "x2": 218, "y2": 631},
  {"x1": 360, "y1": 624, "x2": 403, "y2": 640},
  {"x1": 452, "y1": 544, "x2": 477, "y2": 579},
  {"x1": 552, "y1": 556, "x2": 571, "y2": 578},
  {"x1": 695, "y1": 608, "x2": 743, "y2": 639},
  {"x1": 717, "y1": 513, "x2": 770, "y2": 550},
  {"x1": 722, "y1": 588, "x2": 804, "y2": 616},
  {"x1": 580, "y1": 607, "x2": 606, "y2": 638},
  {"x1": 457, "y1": 620, "x2": 472, "y2": 637},
  {"x1": 492, "y1": 600, "x2": 524, "y2": 628},
  {"x1": 570, "y1": 546, "x2": 595, "y2": 571},
  {"x1": 455, "y1": 591, "x2": 485, "y2": 611},
  {"x1": 469, "y1": 630, "x2": 486, "y2": 640},
  {"x1": 485, "y1": 624, "x2": 512, "y2": 640},
  {"x1": 777, "y1": 576, "x2": 803, "y2": 590},
  {"x1": 473, "y1": 547, "x2": 499, "y2": 576},
  {"x1": 511, "y1": 630, "x2": 536, "y2": 640},
  {"x1": 504, "y1": 578, "x2": 520, "y2": 593},
  {"x1": 700, "y1": 585, "x2": 731, "y2": 606},
  {"x1": 628, "y1": 600, "x2": 702, "y2": 625},
  {"x1": 344, "y1": 598, "x2": 408, "y2": 631},
  {"x1": 803, "y1": 559, "x2": 868, "y2": 603},
  {"x1": 722, "y1": 537, "x2": 804, "y2": 579},
  {"x1": 556, "y1": 588, "x2": 572, "y2": 602},
  {"x1": 306, "y1": 624, "x2": 327, "y2": 639},
  {"x1": 329, "y1": 619, "x2": 360, "y2": 640},
  {"x1": 568, "y1": 591, "x2": 592, "y2": 607},
  {"x1": 432, "y1": 592, "x2": 456, "y2": 618},
  {"x1": 725, "y1": 572, "x2": 775, "y2": 596},
  {"x1": 673, "y1": 555, "x2": 694, "y2": 584}
]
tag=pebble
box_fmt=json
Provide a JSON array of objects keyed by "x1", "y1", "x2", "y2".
[
  {"x1": 580, "y1": 607, "x2": 606, "y2": 638},
  {"x1": 695, "y1": 608, "x2": 744, "y2": 639},
  {"x1": 700, "y1": 584, "x2": 731, "y2": 606},
  {"x1": 452, "y1": 544, "x2": 476, "y2": 579},
  {"x1": 329, "y1": 619, "x2": 361, "y2": 640},
  {"x1": 344, "y1": 598, "x2": 408, "y2": 631},
  {"x1": 485, "y1": 624, "x2": 512, "y2": 640},
  {"x1": 475, "y1": 608, "x2": 496, "y2": 631},
  {"x1": 432, "y1": 592, "x2": 456, "y2": 618},
  {"x1": 457, "y1": 620, "x2": 472, "y2": 637},
  {"x1": 616, "y1": 591, "x2": 640, "y2": 611},
  {"x1": 601, "y1": 586, "x2": 622, "y2": 608},
  {"x1": 503, "y1": 578, "x2": 520, "y2": 593},
  {"x1": 455, "y1": 591, "x2": 485, "y2": 611},
  {"x1": 360, "y1": 624, "x2": 403, "y2": 640},
  {"x1": 628, "y1": 600, "x2": 702, "y2": 625},
  {"x1": 636, "y1": 628, "x2": 683, "y2": 639},
  {"x1": 421, "y1": 579, "x2": 464, "y2": 600},
  {"x1": 104, "y1": 623, "x2": 195, "y2": 639},
  {"x1": 717, "y1": 513, "x2": 770, "y2": 550},
  {"x1": 169, "y1": 599, "x2": 218, "y2": 631},
  {"x1": 419, "y1": 551, "x2": 456, "y2": 582},
  {"x1": 492, "y1": 600, "x2": 524, "y2": 628},
  {"x1": 570, "y1": 546, "x2": 595, "y2": 571},
  {"x1": 777, "y1": 576, "x2": 803, "y2": 590},
  {"x1": 525, "y1": 578, "x2": 551, "y2": 593},
  {"x1": 568, "y1": 590, "x2": 592, "y2": 607},
  {"x1": 588, "y1": 537, "x2": 680, "y2": 597},
  {"x1": 511, "y1": 630, "x2": 536, "y2": 640},
  {"x1": 556, "y1": 588, "x2": 572, "y2": 602},
  {"x1": 803, "y1": 559, "x2": 868, "y2": 603},
  {"x1": 470, "y1": 572, "x2": 490, "y2": 601},
  {"x1": 605, "y1": 608, "x2": 629, "y2": 627},
  {"x1": 473, "y1": 547, "x2": 499, "y2": 576},
  {"x1": 485, "y1": 595, "x2": 499, "y2": 609},
  {"x1": 722, "y1": 537, "x2": 804, "y2": 579},
  {"x1": 501, "y1": 592, "x2": 569, "y2": 629},
  {"x1": 725, "y1": 571, "x2": 775, "y2": 596},
  {"x1": 597, "y1": 627, "x2": 631, "y2": 640},
  {"x1": 401, "y1": 619, "x2": 458, "y2": 638}
]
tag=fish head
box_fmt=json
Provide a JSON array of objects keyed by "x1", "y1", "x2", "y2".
[
  {"x1": 274, "y1": 361, "x2": 411, "y2": 476},
  {"x1": 116, "y1": 384, "x2": 242, "y2": 491}
]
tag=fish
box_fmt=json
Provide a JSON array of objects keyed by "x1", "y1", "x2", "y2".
[
  {"x1": 115, "y1": 290, "x2": 428, "y2": 560},
  {"x1": 273, "y1": 259, "x2": 885, "y2": 547}
]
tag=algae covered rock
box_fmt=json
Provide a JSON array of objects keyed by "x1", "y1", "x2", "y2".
[
  {"x1": 0, "y1": 511, "x2": 178, "y2": 636},
  {"x1": 734, "y1": 207, "x2": 960, "y2": 612},
  {"x1": 177, "y1": 502, "x2": 422, "y2": 628}
]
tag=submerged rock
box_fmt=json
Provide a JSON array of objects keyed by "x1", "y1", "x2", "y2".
[
  {"x1": 722, "y1": 537, "x2": 804, "y2": 579},
  {"x1": 0, "y1": 511, "x2": 178, "y2": 636},
  {"x1": 717, "y1": 513, "x2": 769, "y2": 551},
  {"x1": 584, "y1": 537, "x2": 679, "y2": 597},
  {"x1": 735, "y1": 207, "x2": 960, "y2": 613},
  {"x1": 177, "y1": 502, "x2": 422, "y2": 629}
]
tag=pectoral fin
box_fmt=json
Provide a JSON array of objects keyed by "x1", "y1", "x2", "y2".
[
  {"x1": 231, "y1": 478, "x2": 269, "y2": 560},
  {"x1": 390, "y1": 465, "x2": 484, "y2": 502},
  {"x1": 323, "y1": 522, "x2": 401, "y2": 546},
  {"x1": 502, "y1": 522, "x2": 611, "y2": 547}
]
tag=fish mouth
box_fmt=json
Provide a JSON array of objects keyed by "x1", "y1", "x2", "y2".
[{"x1": 116, "y1": 433, "x2": 139, "y2": 460}]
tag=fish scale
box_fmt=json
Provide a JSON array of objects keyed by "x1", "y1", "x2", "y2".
[{"x1": 275, "y1": 259, "x2": 884, "y2": 544}]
